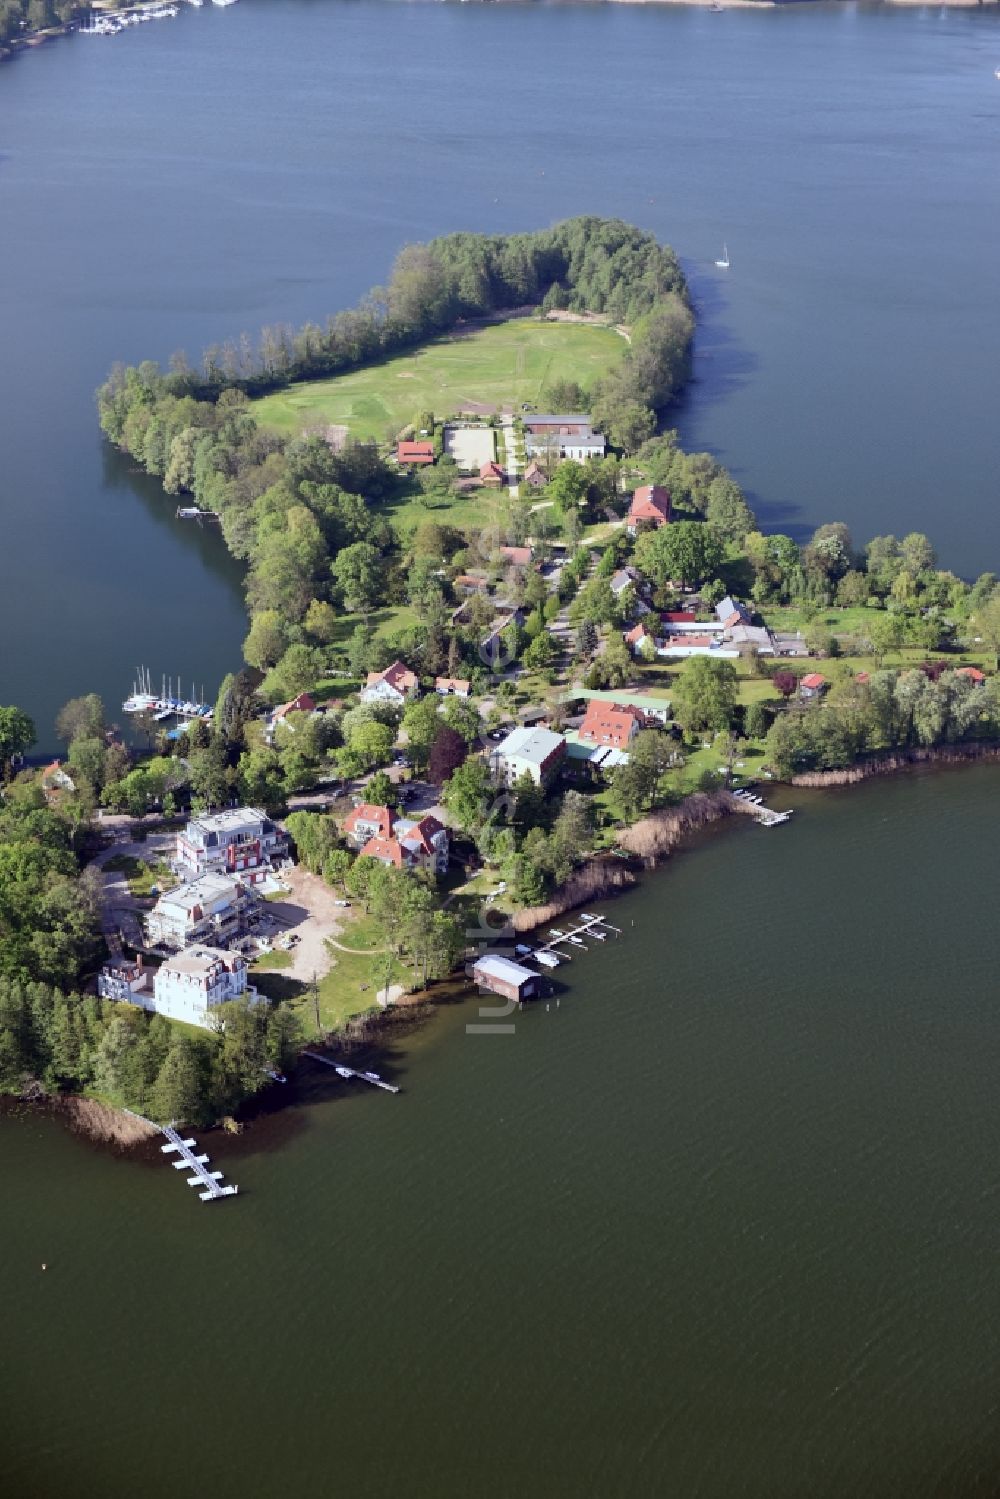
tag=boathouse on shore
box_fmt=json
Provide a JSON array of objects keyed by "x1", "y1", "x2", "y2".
[{"x1": 473, "y1": 955, "x2": 543, "y2": 1003}]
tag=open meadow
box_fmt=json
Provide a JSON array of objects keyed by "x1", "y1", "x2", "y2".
[{"x1": 252, "y1": 319, "x2": 626, "y2": 438}]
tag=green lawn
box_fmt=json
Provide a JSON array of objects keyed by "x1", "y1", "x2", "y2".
[
  {"x1": 104, "y1": 854, "x2": 171, "y2": 898},
  {"x1": 252, "y1": 320, "x2": 626, "y2": 440}
]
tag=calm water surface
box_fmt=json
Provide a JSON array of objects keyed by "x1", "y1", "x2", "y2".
[
  {"x1": 2, "y1": 0, "x2": 1000, "y2": 741},
  {"x1": 2, "y1": 766, "x2": 999, "y2": 1497},
  {"x1": 2, "y1": 5, "x2": 999, "y2": 1494}
]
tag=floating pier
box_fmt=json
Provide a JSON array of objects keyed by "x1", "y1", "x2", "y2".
[
  {"x1": 533, "y1": 912, "x2": 622, "y2": 965},
  {"x1": 176, "y1": 506, "x2": 221, "y2": 524},
  {"x1": 730, "y1": 788, "x2": 794, "y2": 827},
  {"x1": 303, "y1": 1051, "x2": 400, "y2": 1093},
  {"x1": 123, "y1": 667, "x2": 214, "y2": 722},
  {"x1": 160, "y1": 1124, "x2": 239, "y2": 1202}
]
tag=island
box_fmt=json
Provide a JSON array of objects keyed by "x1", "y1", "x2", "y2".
[{"x1": 3, "y1": 216, "x2": 1000, "y2": 1139}]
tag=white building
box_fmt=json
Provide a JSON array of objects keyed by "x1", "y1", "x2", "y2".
[
  {"x1": 152, "y1": 947, "x2": 256, "y2": 1030},
  {"x1": 97, "y1": 957, "x2": 151, "y2": 1006},
  {"x1": 145, "y1": 872, "x2": 249, "y2": 951},
  {"x1": 488, "y1": 726, "x2": 567, "y2": 788},
  {"x1": 176, "y1": 807, "x2": 288, "y2": 886}
]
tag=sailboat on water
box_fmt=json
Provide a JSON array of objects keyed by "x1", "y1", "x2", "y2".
[{"x1": 715, "y1": 243, "x2": 730, "y2": 269}]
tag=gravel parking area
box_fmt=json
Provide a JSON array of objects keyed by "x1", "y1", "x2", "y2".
[{"x1": 261, "y1": 864, "x2": 349, "y2": 983}]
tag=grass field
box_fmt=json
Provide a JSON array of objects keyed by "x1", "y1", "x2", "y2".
[{"x1": 252, "y1": 320, "x2": 627, "y2": 439}]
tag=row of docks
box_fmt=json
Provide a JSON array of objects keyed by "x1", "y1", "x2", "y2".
[
  {"x1": 160, "y1": 1125, "x2": 239, "y2": 1202},
  {"x1": 518, "y1": 912, "x2": 622, "y2": 971},
  {"x1": 730, "y1": 787, "x2": 794, "y2": 828}
]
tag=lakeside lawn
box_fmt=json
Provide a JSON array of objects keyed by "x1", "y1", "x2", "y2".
[
  {"x1": 251, "y1": 319, "x2": 626, "y2": 440},
  {"x1": 253, "y1": 911, "x2": 410, "y2": 1036}
]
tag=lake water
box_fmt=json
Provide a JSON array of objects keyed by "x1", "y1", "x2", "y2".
[
  {"x1": 3, "y1": 764, "x2": 1000, "y2": 1497},
  {"x1": 2, "y1": 3, "x2": 1000, "y2": 1493},
  {"x1": 2, "y1": 0, "x2": 1000, "y2": 743}
]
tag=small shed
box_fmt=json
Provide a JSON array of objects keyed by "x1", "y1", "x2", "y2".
[{"x1": 473, "y1": 955, "x2": 543, "y2": 1003}]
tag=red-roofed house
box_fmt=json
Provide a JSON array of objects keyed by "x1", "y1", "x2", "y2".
[
  {"x1": 578, "y1": 700, "x2": 647, "y2": 751},
  {"x1": 499, "y1": 545, "x2": 532, "y2": 568},
  {"x1": 362, "y1": 660, "x2": 420, "y2": 705},
  {"x1": 357, "y1": 814, "x2": 449, "y2": 875},
  {"x1": 625, "y1": 622, "x2": 655, "y2": 653},
  {"x1": 662, "y1": 611, "x2": 697, "y2": 624},
  {"x1": 358, "y1": 834, "x2": 407, "y2": 868},
  {"x1": 397, "y1": 440, "x2": 435, "y2": 465},
  {"x1": 344, "y1": 803, "x2": 396, "y2": 850},
  {"x1": 522, "y1": 461, "x2": 546, "y2": 489},
  {"x1": 800, "y1": 672, "x2": 828, "y2": 699},
  {"x1": 41, "y1": 760, "x2": 75, "y2": 805},
  {"x1": 266, "y1": 691, "x2": 317, "y2": 740},
  {"x1": 627, "y1": 485, "x2": 671, "y2": 534},
  {"x1": 435, "y1": 677, "x2": 471, "y2": 697},
  {"x1": 957, "y1": 666, "x2": 987, "y2": 684},
  {"x1": 480, "y1": 461, "x2": 506, "y2": 487}
]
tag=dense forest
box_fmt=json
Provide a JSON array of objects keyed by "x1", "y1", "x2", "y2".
[
  {"x1": 110, "y1": 217, "x2": 691, "y2": 399},
  {"x1": 0, "y1": 980, "x2": 302, "y2": 1126}
]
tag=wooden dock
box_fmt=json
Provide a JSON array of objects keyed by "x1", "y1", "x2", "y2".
[
  {"x1": 532, "y1": 912, "x2": 622, "y2": 964},
  {"x1": 730, "y1": 789, "x2": 793, "y2": 827},
  {"x1": 303, "y1": 1051, "x2": 400, "y2": 1094},
  {"x1": 161, "y1": 1125, "x2": 239, "y2": 1202}
]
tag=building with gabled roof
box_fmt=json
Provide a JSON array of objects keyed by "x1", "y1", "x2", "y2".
[
  {"x1": 578, "y1": 699, "x2": 647, "y2": 751},
  {"x1": 397, "y1": 440, "x2": 435, "y2": 465},
  {"x1": 716, "y1": 596, "x2": 753, "y2": 629},
  {"x1": 499, "y1": 545, "x2": 532, "y2": 568},
  {"x1": 344, "y1": 802, "x2": 396, "y2": 849},
  {"x1": 357, "y1": 814, "x2": 449, "y2": 875},
  {"x1": 799, "y1": 672, "x2": 828, "y2": 698},
  {"x1": 473, "y1": 954, "x2": 543, "y2": 1003},
  {"x1": 361, "y1": 660, "x2": 419, "y2": 705},
  {"x1": 627, "y1": 485, "x2": 671, "y2": 533}
]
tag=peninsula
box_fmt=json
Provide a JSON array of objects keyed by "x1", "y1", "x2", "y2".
[{"x1": 3, "y1": 217, "x2": 1000, "y2": 1135}]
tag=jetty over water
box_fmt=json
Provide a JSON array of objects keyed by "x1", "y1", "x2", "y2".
[
  {"x1": 161, "y1": 1125, "x2": 239, "y2": 1202},
  {"x1": 533, "y1": 911, "x2": 622, "y2": 963},
  {"x1": 729, "y1": 788, "x2": 793, "y2": 827},
  {"x1": 303, "y1": 1051, "x2": 400, "y2": 1093}
]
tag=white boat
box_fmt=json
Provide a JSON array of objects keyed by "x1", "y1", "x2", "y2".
[
  {"x1": 715, "y1": 243, "x2": 730, "y2": 269},
  {"x1": 515, "y1": 944, "x2": 533, "y2": 957},
  {"x1": 535, "y1": 951, "x2": 560, "y2": 969}
]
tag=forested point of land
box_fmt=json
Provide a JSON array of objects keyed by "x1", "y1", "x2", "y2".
[{"x1": 96, "y1": 218, "x2": 694, "y2": 671}]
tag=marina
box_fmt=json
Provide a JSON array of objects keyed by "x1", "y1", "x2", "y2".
[
  {"x1": 79, "y1": 1, "x2": 234, "y2": 38},
  {"x1": 122, "y1": 667, "x2": 214, "y2": 723},
  {"x1": 160, "y1": 1124, "x2": 239, "y2": 1201}
]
